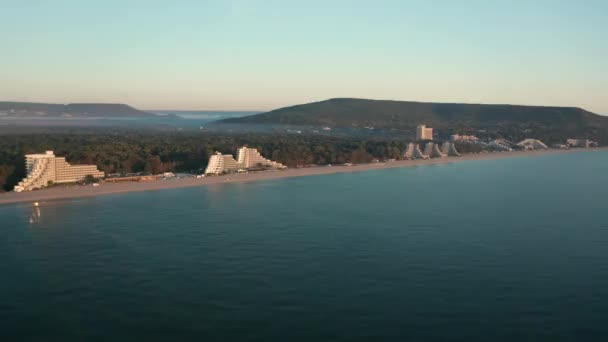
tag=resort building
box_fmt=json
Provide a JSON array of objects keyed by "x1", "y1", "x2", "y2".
[
  {"x1": 450, "y1": 134, "x2": 478, "y2": 142},
  {"x1": 205, "y1": 147, "x2": 286, "y2": 175},
  {"x1": 517, "y1": 139, "x2": 548, "y2": 150},
  {"x1": 204, "y1": 152, "x2": 240, "y2": 175},
  {"x1": 566, "y1": 139, "x2": 592, "y2": 148},
  {"x1": 423, "y1": 142, "x2": 434, "y2": 156},
  {"x1": 403, "y1": 143, "x2": 415, "y2": 159},
  {"x1": 14, "y1": 151, "x2": 104, "y2": 192},
  {"x1": 424, "y1": 142, "x2": 446, "y2": 158},
  {"x1": 441, "y1": 142, "x2": 461, "y2": 156},
  {"x1": 416, "y1": 124, "x2": 434, "y2": 141},
  {"x1": 413, "y1": 144, "x2": 430, "y2": 159},
  {"x1": 489, "y1": 139, "x2": 514, "y2": 151},
  {"x1": 236, "y1": 146, "x2": 286, "y2": 169}
]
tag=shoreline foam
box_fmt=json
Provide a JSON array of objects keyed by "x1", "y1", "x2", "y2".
[{"x1": 1, "y1": 147, "x2": 606, "y2": 206}]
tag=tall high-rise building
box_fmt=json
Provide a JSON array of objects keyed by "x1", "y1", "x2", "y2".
[
  {"x1": 416, "y1": 124, "x2": 433, "y2": 141},
  {"x1": 14, "y1": 151, "x2": 104, "y2": 192}
]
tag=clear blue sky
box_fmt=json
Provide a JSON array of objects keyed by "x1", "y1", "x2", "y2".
[{"x1": 1, "y1": 0, "x2": 606, "y2": 113}]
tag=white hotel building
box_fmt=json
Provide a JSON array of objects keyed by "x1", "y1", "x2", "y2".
[
  {"x1": 14, "y1": 151, "x2": 105, "y2": 192},
  {"x1": 204, "y1": 152, "x2": 241, "y2": 175},
  {"x1": 205, "y1": 147, "x2": 286, "y2": 175},
  {"x1": 236, "y1": 146, "x2": 285, "y2": 169}
]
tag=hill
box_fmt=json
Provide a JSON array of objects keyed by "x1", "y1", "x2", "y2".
[
  {"x1": 220, "y1": 98, "x2": 608, "y2": 142},
  {"x1": 0, "y1": 102, "x2": 154, "y2": 117},
  {"x1": 222, "y1": 98, "x2": 606, "y2": 129}
]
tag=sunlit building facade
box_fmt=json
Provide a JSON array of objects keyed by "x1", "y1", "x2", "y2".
[
  {"x1": 236, "y1": 146, "x2": 285, "y2": 169},
  {"x1": 204, "y1": 152, "x2": 240, "y2": 175},
  {"x1": 14, "y1": 151, "x2": 104, "y2": 192},
  {"x1": 416, "y1": 124, "x2": 434, "y2": 141},
  {"x1": 205, "y1": 147, "x2": 286, "y2": 175}
]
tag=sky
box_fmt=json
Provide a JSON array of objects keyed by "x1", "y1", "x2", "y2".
[{"x1": 1, "y1": 0, "x2": 607, "y2": 113}]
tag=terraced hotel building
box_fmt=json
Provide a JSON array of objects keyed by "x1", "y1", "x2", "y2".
[
  {"x1": 205, "y1": 147, "x2": 286, "y2": 175},
  {"x1": 14, "y1": 151, "x2": 104, "y2": 192}
]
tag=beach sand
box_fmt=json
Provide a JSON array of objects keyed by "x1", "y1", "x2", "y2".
[{"x1": 1, "y1": 147, "x2": 606, "y2": 206}]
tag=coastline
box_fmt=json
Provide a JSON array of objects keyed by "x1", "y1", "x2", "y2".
[{"x1": 1, "y1": 147, "x2": 606, "y2": 206}]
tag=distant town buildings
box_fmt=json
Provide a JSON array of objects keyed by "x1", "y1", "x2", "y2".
[
  {"x1": 14, "y1": 151, "x2": 104, "y2": 192},
  {"x1": 416, "y1": 124, "x2": 433, "y2": 141},
  {"x1": 205, "y1": 147, "x2": 286, "y2": 175},
  {"x1": 517, "y1": 139, "x2": 548, "y2": 150}
]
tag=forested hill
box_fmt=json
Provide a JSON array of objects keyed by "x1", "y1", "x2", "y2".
[
  {"x1": 0, "y1": 102, "x2": 154, "y2": 117},
  {"x1": 221, "y1": 98, "x2": 608, "y2": 132}
]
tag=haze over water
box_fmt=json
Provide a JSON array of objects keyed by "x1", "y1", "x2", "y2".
[{"x1": 2, "y1": 151, "x2": 608, "y2": 341}]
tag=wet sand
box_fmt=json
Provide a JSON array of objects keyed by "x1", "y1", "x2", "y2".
[{"x1": 1, "y1": 148, "x2": 606, "y2": 206}]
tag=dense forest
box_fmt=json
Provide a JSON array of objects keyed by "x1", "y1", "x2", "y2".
[
  {"x1": 0, "y1": 130, "x2": 413, "y2": 192},
  {"x1": 0, "y1": 124, "x2": 601, "y2": 192}
]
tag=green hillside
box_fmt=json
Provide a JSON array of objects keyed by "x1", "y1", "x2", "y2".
[
  {"x1": 223, "y1": 98, "x2": 605, "y2": 128},
  {"x1": 221, "y1": 98, "x2": 608, "y2": 142}
]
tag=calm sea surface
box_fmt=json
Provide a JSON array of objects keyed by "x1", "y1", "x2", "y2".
[{"x1": 2, "y1": 151, "x2": 608, "y2": 341}]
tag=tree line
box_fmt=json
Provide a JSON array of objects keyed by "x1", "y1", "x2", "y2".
[{"x1": 0, "y1": 131, "x2": 410, "y2": 192}]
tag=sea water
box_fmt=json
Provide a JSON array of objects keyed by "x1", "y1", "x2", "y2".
[{"x1": 1, "y1": 151, "x2": 608, "y2": 341}]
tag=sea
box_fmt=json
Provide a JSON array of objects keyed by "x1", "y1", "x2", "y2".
[{"x1": 1, "y1": 150, "x2": 608, "y2": 341}]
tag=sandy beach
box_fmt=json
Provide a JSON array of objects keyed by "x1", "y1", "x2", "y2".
[{"x1": 1, "y1": 147, "x2": 606, "y2": 206}]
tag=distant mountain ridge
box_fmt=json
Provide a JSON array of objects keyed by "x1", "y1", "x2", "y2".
[
  {"x1": 221, "y1": 98, "x2": 607, "y2": 129},
  {"x1": 220, "y1": 98, "x2": 608, "y2": 142},
  {"x1": 0, "y1": 101, "x2": 154, "y2": 117}
]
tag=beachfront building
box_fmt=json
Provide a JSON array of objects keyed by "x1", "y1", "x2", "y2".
[
  {"x1": 450, "y1": 134, "x2": 478, "y2": 142},
  {"x1": 424, "y1": 142, "x2": 446, "y2": 158},
  {"x1": 441, "y1": 142, "x2": 461, "y2": 156},
  {"x1": 236, "y1": 146, "x2": 286, "y2": 169},
  {"x1": 517, "y1": 139, "x2": 548, "y2": 150},
  {"x1": 413, "y1": 144, "x2": 430, "y2": 159},
  {"x1": 566, "y1": 139, "x2": 594, "y2": 148},
  {"x1": 14, "y1": 151, "x2": 104, "y2": 192},
  {"x1": 205, "y1": 147, "x2": 286, "y2": 175},
  {"x1": 423, "y1": 142, "x2": 434, "y2": 156},
  {"x1": 489, "y1": 139, "x2": 514, "y2": 151},
  {"x1": 416, "y1": 124, "x2": 434, "y2": 141},
  {"x1": 403, "y1": 143, "x2": 415, "y2": 159},
  {"x1": 204, "y1": 152, "x2": 240, "y2": 175}
]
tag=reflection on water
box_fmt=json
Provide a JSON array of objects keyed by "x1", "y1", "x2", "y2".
[{"x1": 28, "y1": 203, "x2": 41, "y2": 224}]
